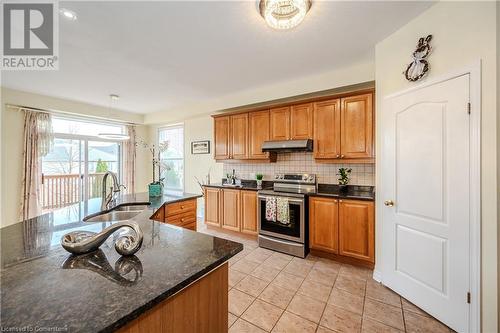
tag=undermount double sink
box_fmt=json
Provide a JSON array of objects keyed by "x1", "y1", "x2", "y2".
[{"x1": 83, "y1": 203, "x2": 150, "y2": 223}]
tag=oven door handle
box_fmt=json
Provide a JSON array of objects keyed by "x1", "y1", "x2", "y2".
[{"x1": 258, "y1": 195, "x2": 304, "y2": 204}]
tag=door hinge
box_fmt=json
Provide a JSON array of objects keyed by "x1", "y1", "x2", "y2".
[
  {"x1": 467, "y1": 102, "x2": 471, "y2": 114},
  {"x1": 467, "y1": 292, "x2": 471, "y2": 304}
]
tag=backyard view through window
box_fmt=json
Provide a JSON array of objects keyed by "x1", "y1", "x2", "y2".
[
  {"x1": 158, "y1": 125, "x2": 184, "y2": 191},
  {"x1": 41, "y1": 117, "x2": 123, "y2": 212}
]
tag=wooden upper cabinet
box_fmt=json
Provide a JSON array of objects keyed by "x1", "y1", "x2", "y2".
[
  {"x1": 309, "y1": 197, "x2": 339, "y2": 254},
  {"x1": 240, "y1": 190, "x2": 257, "y2": 235},
  {"x1": 270, "y1": 107, "x2": 290, "y2": 141},
  {"x1": 340, "y1": 94, "x2": 373, "y2": 159},
  {"x1": 230, "y1": 114, "x2": 248, "y2": 159},
  {"x1": 221, "y1": 189, "x2": 240, "y2": 232},
  {"x1": 313, "y1": 99, "x2": 341, "y2": 159},
  {"x1": 248, "y1": 110, "x2": 270, "y2": 159},
  {"x1": 290, "y1": 103, "x2": 313, "y2": 140},
  {"x1": 338, "y1": 200, "x2": 374, "y2": 263},
  {"x1": 204, "y1": 187, "x2": 221, "y2": 227},
  {"x1": 214, "y1": 116, "x2": 230, "y2": 160}
]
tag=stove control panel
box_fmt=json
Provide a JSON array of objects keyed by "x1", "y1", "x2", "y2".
[{"x1": 274, "y1": 173, "x2": 316, "y2": 184}]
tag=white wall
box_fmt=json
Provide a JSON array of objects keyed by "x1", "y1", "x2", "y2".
[
  {"x1": 0, "y1": 88, "x2": 149, "y2": 227},
  {"x1": 144, "y1": 60, "x2": 374, "y2": 124},
  {"x1": 375, "y1": 2, "x2": 498, "y2": 331}
]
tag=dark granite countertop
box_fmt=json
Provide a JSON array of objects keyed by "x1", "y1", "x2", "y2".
[
  {"x1": 0, "y1": 192, "x2": 242, "y2": 332},
  {"x1": 203, "y1": 179, "x2": 273, "y2": 191},
  {"x1": 311, "y1": 184, "x2": 375, "y2": 201}
]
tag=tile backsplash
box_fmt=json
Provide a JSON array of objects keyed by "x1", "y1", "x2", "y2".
[{"x1": 223, "y1": 152, "x2": 375, "y2": 186}]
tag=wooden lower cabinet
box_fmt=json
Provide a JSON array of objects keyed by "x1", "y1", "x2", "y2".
[
  {"x1": 309, "y1": 197, "x2": 339, "y2": 253},
  {"x1": 150, "y1": 198, "x2": 198, "y2": 231},
  {"x1": 309, "y1": 196, "x2": 375, "y2": 266},
  {"x1": 221, "y1": 189, "x2": 240, "y2": 232},
  {"x1": 203, "y1": 187, "x2": 258, "y2": 236},
  {"x1": 338, "y1": 199, "x2": 374, "y2": 263},
  {"x1": 240, "y1": 190, "x2": 258, "y2": 235},
  {"x1": 204, "y1": 187, "x2": 221, "y2": 227},
  {"x1": 117, "y1": 263, "x2": 228, "y2": 333}
]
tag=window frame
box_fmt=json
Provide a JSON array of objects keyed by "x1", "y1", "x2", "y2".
[{"x1": 157, "y1": 123, "x2": 185, "y2": 191}]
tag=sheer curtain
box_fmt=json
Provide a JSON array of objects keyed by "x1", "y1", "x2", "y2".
[
  {"x1": 123, "y1": 125, "x2": 136, "y2": 194},
  {"x1": 19, "y1": 110, "x2": 53, "y2": 221}
]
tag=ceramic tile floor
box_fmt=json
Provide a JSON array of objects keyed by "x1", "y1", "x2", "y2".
[{"x1": 198, "y1": 223, "x2": 454, "y2": 333}]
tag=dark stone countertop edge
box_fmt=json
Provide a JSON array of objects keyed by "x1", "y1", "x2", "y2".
[
  {"x1": 309, "y1": 192, "x2": 375, "y2": 201},
  {"x1": 102, "y1": 243, "x2": 243, "y2": 333}
]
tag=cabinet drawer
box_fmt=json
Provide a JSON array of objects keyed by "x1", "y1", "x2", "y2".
[
  {"x1": 165, "y1": 210, "x2": 197, "y2": 227},
  {"x1": 165, "y1": 199, "x2": 196, "y2": 217},
  {"x1": 183, "y1": 222, "x2": 197, "y2": 231}
]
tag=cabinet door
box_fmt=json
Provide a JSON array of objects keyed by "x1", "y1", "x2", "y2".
[
  {"x1": 338, "y1": 199, "x2": 374, "y2": 263},
  {"x1": 230, "y1": 114, "x2": 248, "y2": 159},
  {"x1": 221, "y1": 189, "x2": 240, "y2": 231},
  {"x1": 340, "y1": 94, "x2": 373, "y2": 159},
  {"x1": 204, "y1": 187, "x2": 220, "y2": 227},
  {"x1": 248, "y1": 110, "x2": 270, "y2": 159},
  {"x1": 214, "y1": 116, "x2": 230, "y2": 160},
  {"x1": 270, "y1": 107, "x2": 290, "y2": 141},
  {"x1": 240, "y1": 190, "x2": 257, "y2": 235},
  {"x1": 290, "y1": 103, "x2": 313, "y2": 140},
  {"x1": 313, "y1": 99, "x2": 341, "y2": 159},
  {"x1": 309, "y1": 197, "x2": 339, "y2": 253}
]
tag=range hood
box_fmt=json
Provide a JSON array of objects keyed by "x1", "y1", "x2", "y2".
[{"x1": 261, "y1": 139, "x2": 313, "y2": 153}]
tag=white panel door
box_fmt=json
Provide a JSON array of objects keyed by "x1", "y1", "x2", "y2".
[{"x1": 381, "y1": 74, "x2": 470, "y2": 332}]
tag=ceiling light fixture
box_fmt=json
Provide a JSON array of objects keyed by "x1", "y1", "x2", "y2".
[
  {"x1": 259, "y1": 0, "x2": 311, "y2": 30},
  {"x1": 60, "y1": 8, "x2": 77, "y2": 21},
  {"x1": 98, "y1": 94, "x2": 130, "y2": 141}
]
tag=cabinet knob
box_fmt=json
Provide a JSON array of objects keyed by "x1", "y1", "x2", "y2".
[
  {"x1": 339, "y1": 199, "x2": 343, "y2": 203},
  {"x1": 336, "y1": 154, "x2": 340, "y2": 158},
  {"x1": 334, "y1": 199, "x2": 338, "y2": 203},
  {"x1": 340, "y1": 154, "x2": 345, "y2": 158},
  {"x1": 181, "y1": 205, "x2": 185, "y2": 209},
  {"x1": 384, "y1": 200, "x2": 395, "y2": 207}
]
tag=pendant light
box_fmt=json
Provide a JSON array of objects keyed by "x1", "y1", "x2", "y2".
[{"x1": 97, "y1": 94, "x2": 130, "y2": 140}]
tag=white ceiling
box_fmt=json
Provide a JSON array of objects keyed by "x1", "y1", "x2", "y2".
[{"x1": 2, "y1": 1, "x2": 433, "y2": 114}]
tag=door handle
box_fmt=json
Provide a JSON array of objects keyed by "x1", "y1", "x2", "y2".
[{"x1": 384, "y1": 200, "x2": 394, "y2": 207}]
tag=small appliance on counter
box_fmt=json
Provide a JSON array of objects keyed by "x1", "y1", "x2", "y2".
[{"x1": 257, "y1": 173, "x2": 316, "y2": 258}]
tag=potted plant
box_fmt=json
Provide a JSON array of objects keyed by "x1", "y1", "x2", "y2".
[
  {"x1": 138, "y1": 138, "x2": 170, "y2": 197},
  {"x1": 337, "y1": 167, "x2": 352, "y2": 193},
  {"x1": 256, "y1": 173, "x2": 264, "y2": 188}
]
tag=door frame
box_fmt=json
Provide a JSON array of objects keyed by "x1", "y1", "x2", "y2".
[{"x1": 378, "y1": 60, "x2": 481, "y2": 333}]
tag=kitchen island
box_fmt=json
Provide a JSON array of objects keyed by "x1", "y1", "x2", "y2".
[{"x1": 0, "y1": 192, "x2": 243, "y2": 332}]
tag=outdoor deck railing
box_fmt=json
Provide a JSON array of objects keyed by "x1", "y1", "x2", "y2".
[{"x1": 41, "y1": 173, "x2": 106, "y2": 209}]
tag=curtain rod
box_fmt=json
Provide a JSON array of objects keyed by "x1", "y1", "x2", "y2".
[{"x1": 6, "y1": 103, "x2": 142, "y2": 126}]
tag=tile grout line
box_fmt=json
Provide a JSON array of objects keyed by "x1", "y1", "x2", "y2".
[
  {"x1": 315, "y1": 269, "x2": 338, "y2": 333},
  {"x1": 401, "y1": 297, "x2": 407, "y2": 333}
]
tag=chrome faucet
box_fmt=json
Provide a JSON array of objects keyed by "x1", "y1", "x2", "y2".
[{"x1": 101, "y1": 171, "x2": 125, "y2": 211}]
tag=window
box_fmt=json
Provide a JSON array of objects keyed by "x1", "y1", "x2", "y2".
[
  {"x1": 158, "y1": 125, "x2": 184, "y2": 191},
  {"x1": 41, "y1": 116, "x2": 124, "y2": 211}
]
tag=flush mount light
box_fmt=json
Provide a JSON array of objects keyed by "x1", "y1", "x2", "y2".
[
  {"x1": 60, "y1": 8, "x2": 77, "y2": 21},
  {"x1": 98, "y1": 94, "x2": 130, "y2": 141},
  {"x1": 259, "y1": 0, "x2": 311, "y2": 30}
]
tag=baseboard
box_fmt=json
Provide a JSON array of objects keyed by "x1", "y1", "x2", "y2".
[{"x1": 372, "y1": 269, "x2": 382, "y2": 282}]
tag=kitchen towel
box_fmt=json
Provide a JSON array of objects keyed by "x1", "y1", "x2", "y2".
[
  {"x1": 276, "y1": 197, "x2": 290, "y2": 225},
  {"x1": 265, "y1": 197, "x2": 277, "y2": 222}
]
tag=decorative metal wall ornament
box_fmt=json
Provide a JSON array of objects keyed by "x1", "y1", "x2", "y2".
[
  {"x1": 61, "y1": 221, "x2": 143, "y2": 256},
  {"x1": 404, "y1": 35, "x2": 433, "y2": 82}
]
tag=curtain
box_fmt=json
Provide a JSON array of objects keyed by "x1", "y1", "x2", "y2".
[
  {"x1": 123, "y1": 125, "x2": 136, "y2": 194},
  {"x1": 19, "y1": 110, "x2": 53, "y2": 221}
]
